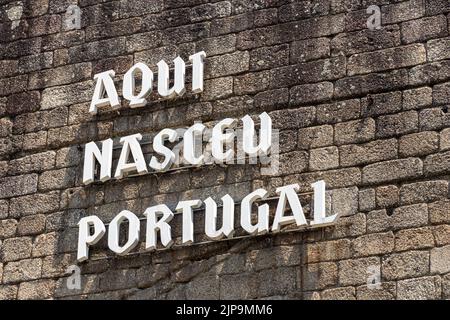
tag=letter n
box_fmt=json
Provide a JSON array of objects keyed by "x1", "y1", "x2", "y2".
[{"x1": 83, "y1": 139, "x2": 113, "y2": 184}]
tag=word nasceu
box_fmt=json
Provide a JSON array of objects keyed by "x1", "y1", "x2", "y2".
[
  {"x1": 77, "y1": 180, "x2": 338, "y2": 262},
  {"x1": 83, "y1": 112, "x2": 272, "y2": 184}
]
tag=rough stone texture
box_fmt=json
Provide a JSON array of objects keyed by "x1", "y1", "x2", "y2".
[
  {"x1": 382, "y1": 251, "x2": 430, "y2": 281},
  {"x1": 430, "y1": 246, "x2": 450, "y2": 274},
  {"x1": 0, "y1": 0, "x2": 448, "y2": 301},
  {"x1": 397, "y1": 276, "x2": 442, "y2": 300}
]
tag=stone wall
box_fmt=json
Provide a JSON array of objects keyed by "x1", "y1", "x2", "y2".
[{"x1": 0, "y1": 0, "x2": 449, "y2": 300}]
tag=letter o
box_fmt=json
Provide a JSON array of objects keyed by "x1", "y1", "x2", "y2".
[{"x1": 108, "y1": 210, "x2": 140, "y2": 255}]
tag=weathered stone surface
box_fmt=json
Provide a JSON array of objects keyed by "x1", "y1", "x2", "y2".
[
  {"x1": 339, "y1": 257, "x2": 380, "y2": 286},
  {"x1": 309, "y1": 147, "x2": 339, "y2": 171},
  {"x1": 376, "y1": 111, "x2": 418, "y2": 139},
  {"x1": 356, "y1": 282, "x2": 397, "y2": 300},
  {"x1": 0, "y1": 174, "x2": 38, "y2": 199},
  {"x1": 340, "y1": 138, "x2": 397, "y2": 167},
  {"x1": 197, "y1": 34, "x2": 236, "y2": 56},
  {"x1": 41, "y1": 81, "x2": 93, "y2": 110},
  {"x1": 249, "y1": 44, "x2": 289, "y2": 71},
  {"x1": 269, "y1": 107, "x2": 315, "y2": 130},
  {"x1": 352, "y1": 232, "x2": 395, "y2": 257},
  {"x1": 335, "y1": 69, "x2": 409, "y2": 99},
  {"x1": 317, "y1": 99, "x2": 360, "y2": 124},
  {"x1": 399, "y1": 132, "x2": 439, "y2": 157},
  {"x1": 382, "y1": 251, "x2": 430, "y2": 280},
  {"x1": 382, "y1": 0, "x2": 426, "y2": 24},
  {"x1": 258, "y1": 267, "x2": 296, "y2": 297},
  {"x1": 302, "y1": 262, "x2": 338, "y2": 290},
  {"x1": 335, "y1": 118, "x2": 375, "y2": 146},
  {"x1": 367, "y1": 204, "x2": 429, "y2": 233},
  {"x1": 424, "y1": 151, "x2": 450, "y2": 176},
  {"x1": 185, "y1": 275, "x2": 220, "y2": 299},
  {"x1": 0, "y1": 219, "x2": 17, "y2": 239},
  {"x1": 430, "y1": 245, "x2": 450, "y2": 274},
  {"x1": 332, "y1": 26, "x2": 400, "y2": 56},
  {"x1": 205, "y1": 51, "x2": 250, "y2": 79},
  {"x1": 8, "y1": 151, "x2": 56, "y2": 175},
  {"x1": 401, "y1": 15, "x2": 448, "y2": 44},
  {"x1": 432, "y1": 225, "x2": 450, "y2": 246},
  {"x1": 1, "y1": 237, "x2": 33, "y2": 262},
  {"x1": 17, "y1": 279, "x2": 56, "y2": 300},
  {"x1": 305, "y1": 239, "x2": 352, "y2": 263},
  {"x1": 395, "y1": 227, "x2": 435, "y2": 251},
  {"x1": 362, "y1": 91, "x2": 402, "y2": 117},
  {"x1": 9, "y1": 192, "x2": 60, "y2": 217},
  {"x1": 298, "y1": 125, "x2": 333, "y2": 150},
  {"x1": 325, "y1": 212, "x2": 367, "y2": 240},
  {"x1": 321, "y1": 287, "x2": 356, "y2": 300},
  {"x1": 29, "y1": 63, "x2": 92, "y2": 90},
  {"x1": 359, "y1": 189, "x2": 375, "y2": 212},
  {"x1": 330, "y1": 187, "x2": 359, "y2": 217},
  {"x1": 290, "y1": 82, "x2": 334, "y2": 106},
  {"x1": 33, "y1": 232, "x2": 59, "y2": 257},
  {"x1": 397, "y1": 276, "x2": 441, "y2": 300},
  {"x1": 291, "y1": 38, "x2": 330, "y2": 63},
  {"x1": 3, "y1": 258, "x2": 42, "y2": 283},
  {"x1": 403, "y1": 87, "x2": 433, "y2": 110},
  {"x1": 0, "y1": 284, "x2": 18, "y2": 299},
  {"x1": 202, "y1": 77, "x2": 233, "y2": 100},
  {"x1": 443, "y1": 274, "x2": 450, "y2": 299},
  {"x1": 399, "y1": 180, "x2": 448, "y2": 205},
  {"x1": 362, "y1": 158, "x2": 423, "y2": 185},
  {"x1": 17, "y1": 215, "x2": 46, "y2": 236},
  {"x1": 348, "y1": 44, "x2": 426, "y2": 76},
  {"x1": 220, "y1": 273, "x2": 258, "y2": 299}
]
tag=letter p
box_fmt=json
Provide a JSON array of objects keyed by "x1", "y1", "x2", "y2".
[{"x1": 77, "y1": 216, "x2": 106, "y2": 262}]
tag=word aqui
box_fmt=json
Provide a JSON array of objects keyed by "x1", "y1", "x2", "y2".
[
  {"x1": 77, "y1": 181, "x2": 339, "y2": 262},
  {"x1": 89, "y1": 51, "x2": 206, "y2": 114}
]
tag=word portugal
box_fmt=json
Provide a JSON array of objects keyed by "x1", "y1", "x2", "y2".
[{"x1": 77, "y1": 180, "x2": 339, "y2": 262}]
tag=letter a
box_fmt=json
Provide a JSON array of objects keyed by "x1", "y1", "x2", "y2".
[{"x1": 90, "y1": 70, "x2": 120, "y2": 115}]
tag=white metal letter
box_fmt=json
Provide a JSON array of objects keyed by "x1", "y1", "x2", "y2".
[
  {"x1": 83, "y1": 139, "x2": 113, "y2": 184},
  {"x1": 77, "y1": 216, "x2": 106, "y2": 262},
  {"x1": 176, "y1": 200, "x2": 202, "y2": 244},
  {"x1": 149, "y1": 128, "x2": 178, "y2": 171},
  {"x1": 90, "y1": 70, "x2": 120, "y2": 115},
  {"x1": 123, "y1": 62, "x2": 153, "y2": 108},
  {"x1": 204, "y1": 195, "x2": 235, "y2": 240},
  {"x1": 115, "y1": 133, "x2": 148, "y2": 179},
  {"x1": 240, "y1": 189, "x2": 270, "y2": 235},
  {"x1": 157, "y1": 56, "x2": 186, "y2": 98},
  {"x1": 183, "y1": 123, "x2": 206, "y2": 166},
  {"x1": 309, "y1": 180, "x2": 338, "y2": 227},
  {"x1": 242, "y1": 112, "x2": 272, "y2": 157},
  {"x1": 144, "y1": 204, "x2": 174, "y2": 250},
  {"x1": 108, "y1": 210, "x2": 140, "y2": 255},
  {"x1": 212, "y1": 118, "x2": 237, "y2": 163},
  {"x1": 189, "y1": 51, "x2": 206, "y2": 93},
  {"x1": 272, "y1": 184, "x2": 308, "y2": 232}
]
